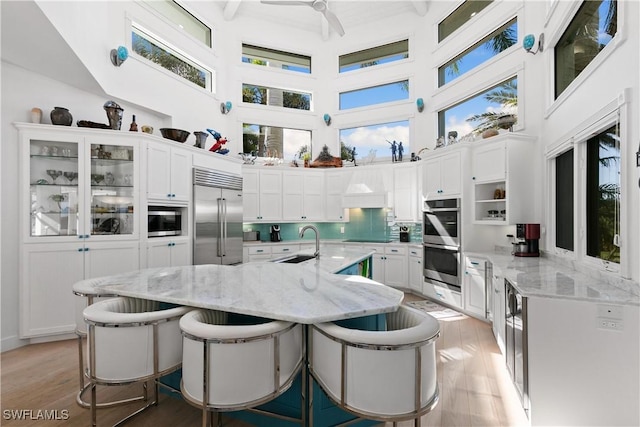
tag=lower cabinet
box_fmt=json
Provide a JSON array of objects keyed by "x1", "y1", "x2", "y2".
[
  {"x1": 492, "y1": 270, "x2": 505, "y2": 355},
  {"x1": 146, "y1": 237, "x2": 191, "y2": 268},
  {"x1": 408, "y1": 247, "x2": 423, "y2": 293},
  {"x1": 463, "y1": 256, "x2": 488, "y2": 318},
  {"x1": 247, "y1": 245, "x2": 273, "y2": 262},
  {"x1": 20, "y1": 241, "x2": 139, "y2": 338},
  {"x1": 363, "y1": 244, "x2": 407, "y2": 288}
]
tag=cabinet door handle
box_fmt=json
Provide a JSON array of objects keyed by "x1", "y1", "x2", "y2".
[
  {"x1": 77, "y1": 248, "x2": 84, "y2": 252},
  {"x1": 257, "y1": 249, "x2": 263, "y2": 253},
  {"x1": 283, "y1": 248, "x2": 289, "y2": 251},
  {"x1": 84, "y1": 248, "x2": 89, "y2": 252},
  {"x1": 167, "y1": 193, "x2": 172, "y2": 198},
  {"x1": 390, "y1": 249, "x2": 398, "y2": 253},
  {"x1": 470, "y1": 261, "x2": 480, "y2": 265}
]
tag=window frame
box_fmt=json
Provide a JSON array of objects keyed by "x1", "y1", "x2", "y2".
[
  {"x1": 437, "y1": 0, "x2": 494, "y2": 43},
  {"x1": 338, "y1": 80, "x2": 410, "y2": 111},
  {"x1": 338, "y1": 39, "x2": 409, "y2": 73},
  {"x1": 241, "y1": 43, "x2": 312, "y2": 74},
  {"x1": 141, "y1": 0, "x2": 212, "y2": 48},
  {"x1": 545, "y1": 0, "x2": 626, "y2": 118},
  {"x1": 338, "y1": 117, "x2": 413, "y2": 164},
  {"x1": 241, "y1": 83, "x2": 314, "y2": 112},
  {"x1": 129, "y1": 21, "x2": 215, "y2": 93},
  {"x1": 546, "y1": 95, "x2": 629, "y2": 276}
]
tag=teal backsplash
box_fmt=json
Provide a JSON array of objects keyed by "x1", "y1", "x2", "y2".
[{"x1": 244, "y1": 208, "x2": 422, "y2": 243}]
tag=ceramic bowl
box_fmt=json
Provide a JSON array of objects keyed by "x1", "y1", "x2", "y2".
[{"x1": 160, "y1": 128, "x2": 190, "y2": 143}]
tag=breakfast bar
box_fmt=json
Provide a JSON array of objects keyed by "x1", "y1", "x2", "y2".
[{"x1": 77, "y1": 246, "x2": 411, "y2": 426}]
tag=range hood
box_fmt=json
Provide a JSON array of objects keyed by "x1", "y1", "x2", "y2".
[{"x1": 341, "y1": 168, "x2": 390, "y2": 208}]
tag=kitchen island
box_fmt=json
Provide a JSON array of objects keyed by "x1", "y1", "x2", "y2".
[{"x1": 78, "y1": 246, "x2": 405, "y2": 427}]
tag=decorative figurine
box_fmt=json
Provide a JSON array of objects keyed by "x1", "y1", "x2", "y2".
[
  {"x1": 447, "y1": 130, "x2": 458, "y2": 145},
  {"x1": 397, "y1": 141, "x2": 404, "y2": 162},
  {"x1": 350, "y1": 146, "x2": 357, "y2": 166},
  {"x1": 387, "y1": 140, "x2": 398, "y2": 162},
  {"x1": 206, "y1": 129, "x2": 229, "y2": 155}
]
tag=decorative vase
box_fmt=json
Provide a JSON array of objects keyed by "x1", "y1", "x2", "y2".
[
  {"x1": 50, "y1": 107, "x2": 72, "y2": 126},
  {"x1": 482, "y1": 129, "x2": 499, "y2": 139},
  {"x1": 193, "y1": 131, "x2": 208, "y2": 149},
  {"x1": 103, "y1": 101, "x2": 124, "y2": 130},
  {"x1": 31, "y1": 107, "x2": 42, "y2": 124}
]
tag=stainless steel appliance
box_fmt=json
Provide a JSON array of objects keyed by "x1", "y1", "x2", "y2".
[
  {"x1": 148, "y1": 207, "x2": 182, "y2": 237},
  {"x1": 193, "y1": 168, "x2": 243, "y2": 265},
  {"x1": 270, "y1": 225, "x2": 282, "y2": 242},
  {"x1": 514, "y1": 223, "x2": 540, "y2": 257},
  {"x1": 423, "y1": 198, "x2": 461, "y2": 291},
  {"x1": 243, "y1": 231, "x2": 260, "y2": 242},
  {"x1": 399, "y1": 225, "x2": 410, "y2": 242},
  {"x1": 505, "y1": 279, "x2": 529, "y2": 414}
]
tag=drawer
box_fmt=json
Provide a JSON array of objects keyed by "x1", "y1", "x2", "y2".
[
  {"x1": 248, "y1": 246, "x2": 272, "y2": 255},
  {"x1": 465, "y1": 256, "x2": 487, "y2": 270},
  {"x1": 272, "y1": 245, "x2": 300, "y2": 254},
  {"x1": 361, "y1": 244, "x2": 385, "y2": 253},
  {"x1": 408, "y1": 247, "x2": 422, "y2": 258},
  {"x1": 385, "y1": 246, "x2": 407, "y2": 256}
]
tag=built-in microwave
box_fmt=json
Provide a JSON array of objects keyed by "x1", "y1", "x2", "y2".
[{"x1": 148, "y1": 208, "x2": 182, "y2": 237}]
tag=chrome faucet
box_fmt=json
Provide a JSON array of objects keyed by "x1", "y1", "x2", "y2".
[{"x1": 299, "y1": 225, "x2": 320, "y2": 258}]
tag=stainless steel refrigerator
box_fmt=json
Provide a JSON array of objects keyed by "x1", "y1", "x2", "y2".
[{"x1": 193, "y1": 168, "x2": 243, "y2": 265}]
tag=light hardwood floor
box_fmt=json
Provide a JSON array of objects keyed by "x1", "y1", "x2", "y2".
[{"x1": 1, "y1": 294, "x2": 528, "y2": 426}]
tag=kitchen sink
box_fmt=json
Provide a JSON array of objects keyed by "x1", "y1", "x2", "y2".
[{"x1": 271, "y1": 254, "x2": 317, "y2": 264}]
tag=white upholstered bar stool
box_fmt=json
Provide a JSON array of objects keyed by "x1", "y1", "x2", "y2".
[
  {"x1": 180, "y1": 309, "x2": 304, "y2": 427},
  {"x1": 310, "y1": 305, "x2": 440, "y2": 427},
  {"x1": 83, "y1": 297, "x2": 192, "y2": 427},
  {"x1": 72, "y1": 278, "x2": 118, "y2": 408}
]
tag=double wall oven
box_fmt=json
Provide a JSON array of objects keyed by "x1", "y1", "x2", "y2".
[{"x1": 423, "y1": 198, "x2": 461, "y2": 293}]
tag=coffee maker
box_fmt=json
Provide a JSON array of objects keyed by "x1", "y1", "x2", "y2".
[
  {"x1": 514, "y1": 223, "x2": 540, "y2": 257},
  {"x1": 399, "y1": 226, "x2": 410, "y2": 242},
  {"x1": 270, "y1": 225, "x2": 282, "y2": 242}
]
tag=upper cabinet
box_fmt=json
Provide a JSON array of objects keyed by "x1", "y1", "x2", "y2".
[
  {"x1": 19, "y1": 124, "x2": 140, "y2": 243},
  {"x1": 471, "y1": 134, "x2": 537, "y2": 224},
  {"x1": 282, "y1": 170, "x2": 325, "y2": 221},
  {"x1": 147, "y1": 143, "x2": 191, "y2": 204},
  {"x1": 422, "y1": 150, "x2": 462, "y2": 200},
  {"x1": 392, "y1": 163, "x2": 420, "y2": 222},
  {"x1": 243, "y1": 167, "x2": 283, "y2": 221},
  {"x1": 325, "y1": 169, "x2": 350, "y2": 222}
]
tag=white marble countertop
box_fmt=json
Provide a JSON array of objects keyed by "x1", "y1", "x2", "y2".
[
  {"x1": 466, "y1": 251, "x2": 640, "y2": 306},
  {"x1": 83, "y1": 247, "x2": 404, "y2": 324}
]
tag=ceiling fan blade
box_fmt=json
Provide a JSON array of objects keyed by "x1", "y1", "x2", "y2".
[
  {"x1": 321, "y1": 7, "x2": 345, "y2": 36},
  {"x1": 260, "y1": 0, "x2": 313, "y2": 5}
]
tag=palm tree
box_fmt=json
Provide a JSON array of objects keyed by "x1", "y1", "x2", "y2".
[{"x1": 465, "y1": 79, "x2": 518, "y2": 135}]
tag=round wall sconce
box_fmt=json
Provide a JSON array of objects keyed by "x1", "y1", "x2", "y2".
[
  {"x1": 416, "y1": 98, "x2": 425, "y2": 113},
  {"x1": 110, "y1": 46, "x2": 129, "y2": 67},
  {"x1": 220, "y1": 101, "x2": 232, "y2": 114},
  {"x1": 523, "y1": 33, "x2": 544, "y2": 54},
  {"x1": 323, "y1": 113, "x2": 331, "y2": 126}
]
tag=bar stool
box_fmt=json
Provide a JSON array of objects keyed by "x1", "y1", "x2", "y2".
[
  {"x1": 309, "y1": 305, "x2": 440, "y2": 427},
  {"x1": 72, "y1": 278, "x2": 119, "y2": 408},
  {"x1": 180, "y1": 309, "x2": 303, "y2": 426},
  {"x1": 83, "y1": 297, "x2": 192, "y2": 426}
]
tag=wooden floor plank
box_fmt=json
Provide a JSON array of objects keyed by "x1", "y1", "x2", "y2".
[{"x1": 2, "y1": 294, "x2": 528, "y2": 426}]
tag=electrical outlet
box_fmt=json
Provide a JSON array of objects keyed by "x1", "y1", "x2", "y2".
[
  {"x1": 340, "y1": 226, "x2": 345, "y2": 234},
  {"x1": 597, "y1": 318, "x2": 624, "y2": 331}
]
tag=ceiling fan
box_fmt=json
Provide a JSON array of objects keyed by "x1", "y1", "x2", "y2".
[{"x1": 261, "y1": 0, "x2": 345, "y2": 36}]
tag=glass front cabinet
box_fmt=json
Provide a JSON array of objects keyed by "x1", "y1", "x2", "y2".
[
  {"x1": 20, "y1": 126, "x2": 140, "y2": 242},
  {"x1": 17, "y1": 124, "x2": 141, "y2": 338}
]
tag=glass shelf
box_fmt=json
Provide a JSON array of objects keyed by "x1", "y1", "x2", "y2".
[
  {"x1": 31, "y1": 183, "x2": 78, "y2": 187},
  {"x1": 91, "y1": 158, "x2": 133, "y2": 166},
  {"x1": 30, "y1": 154, "x2": 78, "y2": 160}
]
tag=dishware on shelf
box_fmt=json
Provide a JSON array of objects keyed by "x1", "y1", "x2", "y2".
[
  {"x1": 91, "y1": 174, "x2": 105, "y2": 185},
  {"x1": 46, "y1": 169, "x2": 62, "y2": 184},
  {"x1": 40, "y1": 146, "x2": 51, "y2": 156},
  {"x1": 63, "y1": 171, "x2": 76, "y2": 184},
  {"x1": 49, "y1": 194, "x2": 66, "y2": 211},
  {"x1": 104, "y1": 172, "x2": 115, "y2": 185},
  {"x1": 51, "y1": 146, "x2": 59, "y2": 157}
]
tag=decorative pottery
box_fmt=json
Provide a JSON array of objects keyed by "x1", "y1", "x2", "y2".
[
  {"x1": 482, "y1": 129, "x2": 499, "y2": 139},
  {"x1": 193, "y1": 131, "x2": 208, "y2": 148},
  {"x1": 31, "y1": 108, "x2": 42, "y2": 124},
  {"x1": 141, "y1": 125, "x2": 153, "y2": 134},
  {"x1": 50, "y1": 107, "x2": 73, "y2": 126},
  {"x1": 160, "y1": 128, "x2": 190, "y2": 143},
  {"x1": 103, "y1": 101, "x2": 124, "y2": 130}
]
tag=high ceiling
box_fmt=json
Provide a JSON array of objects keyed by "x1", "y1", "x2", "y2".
[{"x1": 215, "y1": 0, "x2": 428, "y2": 39}]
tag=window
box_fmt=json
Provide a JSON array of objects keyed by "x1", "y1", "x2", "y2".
[
  {"x1": 339, "y1": 40, "x2": 409, "y2": 73},
  {"x1": 438, "y1": 76, "x2": 517, "y2": 140},
  {"x1": 555, "y1": 0, "x2": 617, "y2": 98},
  {"x1": 132, "y1": 25, "x2": 212, "y2": 90},
  {"x1": 439, "y1": 1, "x2": 493, "y2": 42},
  {"x1": 339, "y1": 120, "x2": 410, "y2": 163},
  {"x1": 555, "y1": 149, "x2": 574, "y2": 251},
  {"x1": 339, "y1": 81, "x2": 409, "y2": 110},
  {"x1": 243, "y1": 123, "x2": 311, "y2": 161},
  {"x1": 142, "y1": 0, "x2": 211, "y2": 47},
  {"x1": 439, "y1": 18, "x2": 517, "y2": 87},
  {"x1": 242, "y1": 84, "x2": 312, "y2": 111},
  {"x1": 242, "y1": 44, "x2": 311, "y2": 74},
  {"x1": 586, "y1": 124, "x2": 620, "y2": 264}
]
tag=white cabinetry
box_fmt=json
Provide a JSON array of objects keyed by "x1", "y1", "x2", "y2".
[
  {"x1": 325, "y1": 170, "x2": 349, "y2": 221},
  {"x1": 282, "y1": 170, "x2": 324, "y2": 221},
  {"x1": 242, "y1": 168, "x2": 282, "y2": 221},
  {"x1": 471, "y1": 134, "x2": 536, "y2": 224},
  {"x1": 492, "y1": 269, "x2": 505, "y2": 355},
  {"x1": 363, "y1": 244, "x2": 407, "y2": 288},
  {"x1": 463, "y1": 256, "x2": 487, "y2": 318},
  {"x1": 422, "y1": 150, "x2": 462, "y2": 200},
  {"x1": 146, "y1": 237, "x2": 191, "y2": 268},
  {"x1": 393, "y1": 164, "x2": 419, "y2": 222},
  {"x1": 20, "y1": 241, "x2": 139, "y2": 338},
  {"x1": 147, "y1": 143, "x2": 191, "y2": 203},
  {"x1": 408, "y1": 246, "x2": 423, "y2": 293},
  {"x1": 247, "y1": 245, "x2": 273, "y2": 262}
]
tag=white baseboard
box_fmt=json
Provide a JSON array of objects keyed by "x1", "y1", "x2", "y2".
[{"x1": 1, "y1": 335, "x2": 28, "y2": 353}]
